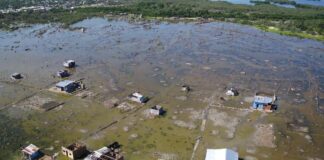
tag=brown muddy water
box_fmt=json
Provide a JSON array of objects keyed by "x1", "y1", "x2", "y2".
[{"x1": 0, "y1": 17, "x2": 324, "y2": 160}]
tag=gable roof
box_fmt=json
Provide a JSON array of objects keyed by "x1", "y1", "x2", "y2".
[
  {"x1": 56, "y1": 80, "x2": 75, "y2": 88},
  {"x1": 22, "y1": 144, "x2": 40, "y2": 155}
]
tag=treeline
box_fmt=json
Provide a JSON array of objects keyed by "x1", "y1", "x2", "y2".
[
  {"x1": 126, "y1": 1, "x2": 324, "y2": 20},
  {"x1": 127, "y1": 1, "x2": 324, "y2": 35},
  {"x1": 0, "y1": 0, "x2": 324, "y2": 40}
]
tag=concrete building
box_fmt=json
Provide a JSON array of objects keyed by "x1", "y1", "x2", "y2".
[
  {"x1": 84, "y1": 142, "x2": 123, "y2": 160},
  {"x1": 149, "y1": 105, "x2": 165, "y2": 116},
  {"x1": 61, "y1": 143, "x2": 87, "y2": 159}
]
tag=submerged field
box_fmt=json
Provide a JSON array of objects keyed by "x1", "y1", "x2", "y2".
[{"x1": 0, "y1": 18, "x2": 324, "y2": 160}]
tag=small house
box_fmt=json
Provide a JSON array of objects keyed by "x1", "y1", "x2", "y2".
[
  {"x1": 11, "y1": 72, "x2": 23, "y2": 80},
  {"x1": 56, "y1": 70, "x2": 70, "y2": 78},
  {"x1": 128, "y1": 92, "x2": 149, "y2": 104},
  {"x1": 61, "y1": 143, "x2": 87, "y2": 160},
  {"x1": 21, "y1": 144, "x2": 52, "y2": 160},
  {"x1": 181, "y1": 85, "x2": 191, "y2": 92},
  {"x1": 149, "y1": 105, "x2": 166, "y2": 116},
  {"x1": 226, "y1": 88, "x2": 239, "y2": 96},
  {"x1": 205, "y1": 148, "x2": 238, "y2": 160},
  {"x1": 63, "y1": 60, "x2": 76, "y2": 68},
  {"x1": 252, "y1": 94, "x2": 277, "y2": 112},
  {"x1": 22, "y1": 144, "x2": 44, "y2": 160},
  {"x1": 55, "y1": 80, "x2": 78, "y2": 93}
]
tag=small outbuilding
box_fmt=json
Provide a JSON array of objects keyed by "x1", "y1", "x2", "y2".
[
  {"x1": 226, "y1": 88, "x2": 239, "y2": 96},
  {"x1": 181, "y1": 85, "x2": 191, "y2": 92},
  {"x1": 128, "y1": 92, "x2": 149, "y2": 104},
  {"x1": 56, "y1": 70, "x2": 70, "y2": 78},
  {"x1": 149, "y1": 105, "x2": 166, "y2": 116},
  {"x1": 55, "y1": 80, "x2": 78, "y2": 93},
  {"x1": 11, "y1": 72, "x2": 23, "y2": 80},
  {"x1": 205, "y1": 148, "x2": 238, "y2": 160},
  {"x1": 61, "y1": 143, "x2": 87, "y2": 160},
  {"x1": 63, "y1": 60, "x2": 76, "y2": 68}
]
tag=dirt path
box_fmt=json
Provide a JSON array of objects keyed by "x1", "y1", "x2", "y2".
[
  {"x1": 190, "y1": 92, "x2": 218, "y2": 160},
  {"x1": 81, "y1": 103, "x2": 146, "y2": 141}
]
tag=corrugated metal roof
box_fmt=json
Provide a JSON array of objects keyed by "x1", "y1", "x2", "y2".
[
  {"x1": 56, "y1": 80, "x2": 75, "y2": 88},
  {"x1": 95, "y1": 146, "x2": 110, "y2": 154},
  {"x1": 132, "y1": 92, "x2": 143, "y2": 98},
  {"x1": 253, "y1": 96, "x2": 273, "y2": 104},
  {"x1": 22, "y1": 144, "x2": 39, "y2": 155},
  {"x1": 205, "y1": 148, "x2": 238, "y2": 160}
]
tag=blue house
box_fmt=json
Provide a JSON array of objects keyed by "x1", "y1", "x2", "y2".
[
  {"x1": 22, "y1": 144, "x2": 44, "y2": 160},
  {"x1": 252, "y1": 95, "x2": 275, "y2": 110},
  {"x1": 56, "y1": 80, "x2": 78, "y2": 93}
]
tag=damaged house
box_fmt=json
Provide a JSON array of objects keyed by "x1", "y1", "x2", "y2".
[
  {"x1": 61, "y1": 143, "x2": 87, "y2": 160},
  {"x1": 84, "y1": 142, "x2": 123, "y2": 160}
]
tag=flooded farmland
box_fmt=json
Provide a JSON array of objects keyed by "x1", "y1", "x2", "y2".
[{"x1": 0, "y1": 17, "x2": 324, "y2": 160}]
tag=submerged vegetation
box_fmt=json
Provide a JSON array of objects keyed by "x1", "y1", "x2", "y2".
[{"x1": 0, "y1": 0, "x2": 324, "y2": 40}]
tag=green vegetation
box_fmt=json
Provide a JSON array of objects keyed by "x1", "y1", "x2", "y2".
[
  {"x1": 0, "y1": 0, "x2": 324, "y2": 41},
  {"x1": 0, "y1": 0, "x2": 33, "y2": 9},
  {"x1": 250, "y1": 0, "x2": 271, "y2": 5},
  {"x1": 0, "y1": 0, "x2": 91, "y2": 9},
  {"x1": 0, "y1": 114, "x2": 28, "y2": 158}
]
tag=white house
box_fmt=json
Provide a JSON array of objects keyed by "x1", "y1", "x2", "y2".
[
  {"x1": 226, "y1": 88, "x2": 239, "y2": 96},
  {"x1": 128, "y1": 92, "x2": 149, "y2": 104},
  {"x1": 11, "y1": 72, "x2": 23, "y2": 80},
  {"x1": 63, "y1": 60, "x2": 76, "y2": 68},
  {"x1": 205, "y1": 148, "x2": 238, "y2": 160},
  {"x1": 149, "y1": 105, "x2": 165, "y2": 116}
]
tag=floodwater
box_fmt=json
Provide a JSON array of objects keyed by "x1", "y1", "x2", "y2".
[
  {"x1": 0, "y1": 17, "x2": 324, "y2": 160},
  {"x1": 210, "y1": 0, "x2": 324, "y2": 7}
]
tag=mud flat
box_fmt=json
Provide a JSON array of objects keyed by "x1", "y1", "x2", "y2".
[{"x1": 0, "y1": 18, "x2": 324, "y2": 160}]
